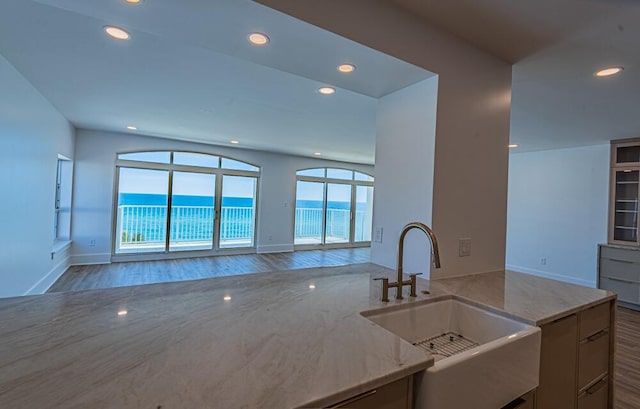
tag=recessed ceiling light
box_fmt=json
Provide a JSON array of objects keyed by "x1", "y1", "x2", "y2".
[
  {"x1": 104, "y1": 26, "x2": 131, "y2": 40},
  {"x1": 318, "y1": 87, "x2": 335, "y2": 95},
  {"x1": 595, "y1": 66, "x2": 624, "y2": 77},
  {"x1": 309, "y1": 284, "x2": 316, "y2": 289},
  {"x1": 508, "y1": 144, "x2": 518, "y2": 148},
  {"x1": 117, "y1": 310, "x2": 128, "y2": 316},
  {"x1": 124, "y1": 0, "x2": 142, "y2": 3},
  {"x1": 127, "y1": 125, "x2": 137, "y2": 130},
  {"x1": 223, "y1": 295, "x2": 232, "y2": 301},
  {"x1": 248, "y1": 33, "x2": 269, "y2": 46},
  {"x1": 230, "y1": 140, "x2": 239, "y2": 144},
  {"x1": 314, "y1": 152, "x2": 322, "y2": 156},
  {"x1": 337, "y1": 64, "x2": 356, "y2": 73}
]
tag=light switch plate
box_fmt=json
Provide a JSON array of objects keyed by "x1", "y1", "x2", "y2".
[
  {"x1": 459, "y1": 238, "x2": 471, "y2": 257},
  {"x1": 374, "y1": 227, "x2": 383, "y2": 243}
]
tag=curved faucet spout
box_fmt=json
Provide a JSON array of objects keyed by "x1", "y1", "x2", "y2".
[{"x1": 397, "y1": 222, "x2": 441, "y2": 283}]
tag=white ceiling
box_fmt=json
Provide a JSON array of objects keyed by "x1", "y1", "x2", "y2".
[
  {"x1": 391, "y1": 0, "x2": 640, "y2": 152},
  {"x1": 0, "y1": 0, "x2": 434, "y2": 164},
  {"x1": 3, "y1": 0, "x2": 638, "y2": 158}
]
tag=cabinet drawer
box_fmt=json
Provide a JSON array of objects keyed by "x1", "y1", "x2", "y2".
[
  {"x1": 513, "y1": 398, "x2": 534, "y2": 409},
  {"x1": 600, "y1": 277, "x2": 640, "y2": 304},
  {"x1": 600, "y1": 257, "x2": 640, "y2": 283},
  {"x1": 329, "y1": 377, "x2": 409, "y2": 409},
  {"x1": 578, "y1": 377, "x2": 608, "y2": 409},
  {"x1": 501, "y1": 390, "x2": 535, "y2": 409},
  {"x1": 578, "y1": 328, "x2": 609, "y2": 390},
  {"x1": 600, "y1": 245, "x2": 640, "y2": 263},
  {"x1": 579, "y1": 302, "x2": 610, "y2": 339}
]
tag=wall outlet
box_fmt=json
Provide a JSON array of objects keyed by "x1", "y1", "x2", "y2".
[
  {"x1": 458, "y1": 238, "x2": 471, "y2": 257},
  {"x1": 89, "y1": 239, "x2": 96, "y2": 247},
  {"x1": 540, "y1": 257, "x2": 547, "y2": 266},
  {"x1": 374, "y1": 227, "x2": 383, "y2": 243}
]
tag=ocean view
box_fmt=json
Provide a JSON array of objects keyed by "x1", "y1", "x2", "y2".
[
  {"x1": 119, "y1": 193, "x2": 353, "y2": 209},
  {"x1": 116, "y1": 194, "x2": 368, "y2": 251}
]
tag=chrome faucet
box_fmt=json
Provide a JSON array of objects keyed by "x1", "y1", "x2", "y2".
[{"x1": 375, "y1": 222, "x2": 441, "y2": 301}]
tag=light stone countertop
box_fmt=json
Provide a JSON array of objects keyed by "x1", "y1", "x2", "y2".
[
  {"x1": 0, "y1": 264, "x2": 433, "y2": 409},
  {"x1": 0, "y1": 263, "x2": 615, "y2": 408},
  {"x1": 430, "y1": 269, "x2": 616, "y2": 326},
  {"x1": 599, "y1": 243, "x2": 640, "y2": 252}
]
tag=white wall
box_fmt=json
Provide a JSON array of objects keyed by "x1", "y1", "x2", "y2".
[
  {"x1": 506, "y1": 145, "x2": 609, "y2": 287},
  {"x1": 71, "y1": 129, "x2": 373, "y2": 264},
  {"x1": 372, "y1": 78, "x2": 438, "y2": 275},
  {"x1": 0, "y1": 53, "x2": 75, "y2": 298},
  {"x1": 256, "y1": 0, "x2": 513, "y2": 279}
]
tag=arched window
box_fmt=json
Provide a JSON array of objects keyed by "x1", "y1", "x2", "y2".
[
  {"x1": 294, "y1": 168, "x2": 374, "y2": 247},
  {"x1": 113, "y1": 151, "x2": 259, "y2": 258}
]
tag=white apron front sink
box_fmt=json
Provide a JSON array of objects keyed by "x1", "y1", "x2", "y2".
[{"x1": 362, "y1": 296, "x2": 541, "y2": 409}]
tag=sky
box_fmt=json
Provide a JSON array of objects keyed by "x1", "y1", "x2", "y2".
[
  {"x1": 119, "y1": 168, "x2": 255, "y2": 198},
  {"x1": 118, "y1": 166, "x2": 371, "y2": 203}
]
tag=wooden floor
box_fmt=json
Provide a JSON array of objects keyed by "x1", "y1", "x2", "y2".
[
  {"x1": 48, "y1": 247, "x2": 371, "y2": 293},
  {"x1": 49, "y1": 253, "x2": 640, "y2": 409},
  {"x1": 615, "y1": 306, "x2": 640, "y2": 409}
]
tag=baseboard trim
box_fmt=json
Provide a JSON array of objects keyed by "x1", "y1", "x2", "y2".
[
  {"x1": 506, "y1": 264, "x2": 596, "y2": 288},
  {"x1": 257, "y1": 244, "x2": 294, "y2": 254},
  {"x1": 431, "y1": 268, "x2": 505, "y2": 281},
  {"x1": 70, "y1": 253, "x2": 112, "y2": 266},
  {"x1": 24, "y1": 256, "x2": 71, "y2": 296}
]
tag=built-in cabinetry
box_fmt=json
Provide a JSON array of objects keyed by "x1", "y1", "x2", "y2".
[
  {"x1": 328, "y1": 375, "x2": 413, "y2": 409},
  {"x1": 599, "y1": 244, "x2": 640, "y2": 309},
  {"x1": 608, "y1": 139, "x2": 640, "y2": 245},
  {"x1": 601, "y1": 138, "x2": 640, "y2": 308},
  {"x1": 536, "y1": 300, "x2": 614, "y2": 409}
]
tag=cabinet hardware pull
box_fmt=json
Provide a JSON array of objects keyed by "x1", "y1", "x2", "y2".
[
  {"x1": 329, "y1": 390, "x2": 377, "y2": 408},
  {"x1": 586, "y1": 378, "x2": 608, "y2": 395},
  {"x1": 606, "y1": 257, "x2": 635, "y2": 264},
  {"x1": 606, "y1": 277, "x2": 636, "y2": 284},
  {"x1": 586, "y1": 329, "x2": 609, "y2": 343}
]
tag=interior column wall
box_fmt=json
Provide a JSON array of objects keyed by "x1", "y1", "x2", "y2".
[
  {"x1": 256, "y1": 0, "x2": 513, "y2": 279},
  {"x1": 372, "y1": 78, "x2": 438, "y2": 275}
]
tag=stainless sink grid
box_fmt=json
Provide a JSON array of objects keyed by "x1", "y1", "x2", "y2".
[{"x1": 413, "y1": 332, "x2": 479, "y2": 357}]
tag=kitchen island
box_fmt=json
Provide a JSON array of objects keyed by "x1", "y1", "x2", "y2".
[{"x1": 0, "y1": 263, "x2": 615, "y2": 408}]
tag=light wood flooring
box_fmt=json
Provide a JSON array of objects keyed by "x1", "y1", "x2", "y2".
[
  {"x1": 48, "y1": 253, "x2": 640, "y2": 409},
  {"x1": 615, "y1": 306, "x2": 640, "y2": 409},
  {"x1": 48, "y1": 247, "x2": 371, "y2": 293}
]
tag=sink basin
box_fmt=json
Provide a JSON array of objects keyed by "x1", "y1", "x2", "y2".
[{"x1": 362, "y1": 297, "x2": 541, "y2": 409}]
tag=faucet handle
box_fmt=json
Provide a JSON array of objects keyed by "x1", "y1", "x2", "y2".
[
  {"x1": 373, "y1": 277, "x2": 390, "y2": 302},
  {"x1": 409, "y1": 273, "x2": 423, "y2": 298}
]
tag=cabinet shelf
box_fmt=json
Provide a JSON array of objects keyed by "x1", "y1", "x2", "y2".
[{"x1": 610, "y1": 141, "x2": 640, "y2": 246}]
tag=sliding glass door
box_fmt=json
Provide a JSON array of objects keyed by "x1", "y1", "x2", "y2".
[
  {"x1": 355, "y1": 185, "x2": 374, "y2": 242},
  {"x1": 220, "y1": 175, "x2": 257, "y2": 248},
  {"x1": 294, "y1": 168, "x2": 374, "y2": 248},
  {"x1": 169, "y1": 172, "x2": 216, "y2": 252},
  {"x1": 294, "y1": 181, "x2": 325, "y2": 245},
  {"x1": 116, "y1": 168, "x2": 169, "y2": 254},
  {"x1": 325, "y1": 183, "x2": 352, "y2": 244},
  {"x1": 113, "y1": 151, "x2": 259, "y2": 257}
]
